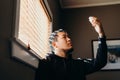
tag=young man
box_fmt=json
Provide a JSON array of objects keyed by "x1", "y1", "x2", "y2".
[{"x1": 35, "y1": 16, "x2": 107, "y2": 80}]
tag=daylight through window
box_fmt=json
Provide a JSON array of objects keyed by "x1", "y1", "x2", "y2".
[{"x1": 18, "y1": 0, "x2": 52, "y2": 58}]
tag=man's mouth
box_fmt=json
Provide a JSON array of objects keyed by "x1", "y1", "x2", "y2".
[{"x1": 68, "y1": 42, "x2": 72, "y2": 46}]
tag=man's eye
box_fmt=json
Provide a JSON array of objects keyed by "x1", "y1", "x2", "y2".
[{"x1": 62, "y1": 36, "x2": 66, "y2": 38}]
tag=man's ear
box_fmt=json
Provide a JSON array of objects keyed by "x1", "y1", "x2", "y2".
[{"x1": 52, "y1": 42, "x2": 57, "y2": 48}]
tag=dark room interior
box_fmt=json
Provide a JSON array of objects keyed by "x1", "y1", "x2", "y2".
[{"x1": 0, "y1": 0, "x2": 120, "y2": 80}]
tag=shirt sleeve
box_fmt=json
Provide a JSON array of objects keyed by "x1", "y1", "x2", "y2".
[{"x1": 84, "y1": 36, "x2": 107, "y2": 75}]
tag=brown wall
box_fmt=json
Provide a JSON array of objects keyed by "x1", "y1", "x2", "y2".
[
  {"x1": 0, "y1": 0, "x2": 61, "y2": 80},
  {"x1": 61, "y1": 4, "x2": 120, "y2": 80},
  {"x1": 47, "y1": 0, "x2": 62, "y2": 30}
]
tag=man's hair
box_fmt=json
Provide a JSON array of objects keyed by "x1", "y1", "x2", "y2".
[{"x1": 49, "y1": 29, "x2": 66, "y2": 52}]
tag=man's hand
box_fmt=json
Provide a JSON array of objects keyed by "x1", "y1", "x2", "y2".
[{"x1": 88, "y1": 16, "x2": 105, "y2": 38}]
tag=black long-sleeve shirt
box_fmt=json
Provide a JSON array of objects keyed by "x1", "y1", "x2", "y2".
[{"x1": 35, "y1": 37, "x2": 107, "y2": 80}]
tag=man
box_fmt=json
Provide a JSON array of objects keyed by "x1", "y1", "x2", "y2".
[{"x1": 35, "y1": 16, "x2": 107, "y2": 80}]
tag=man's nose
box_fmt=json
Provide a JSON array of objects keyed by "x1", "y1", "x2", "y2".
[{"x1": 67, "y1": 37, "x2": 71, "y2": 41}]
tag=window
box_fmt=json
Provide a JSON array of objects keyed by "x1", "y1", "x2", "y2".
[
  {"x1": 12, "y1": 0, "x2": 52, "y2": 68},
  {"x1": 16, "y1": 0, "x2": 52, "y2": 58}
]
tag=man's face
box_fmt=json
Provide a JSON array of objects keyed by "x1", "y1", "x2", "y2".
[{"x1": 54, "y1": 32, "x2": 73, "y2": 51}]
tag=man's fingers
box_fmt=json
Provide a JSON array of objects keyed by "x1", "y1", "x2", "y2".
[
  {"x1": 89, "y1": 16, "x2": 97, "y2": 23},
  {"x1": 88, "y1": 16, "x2": 100, "y2": 27}
]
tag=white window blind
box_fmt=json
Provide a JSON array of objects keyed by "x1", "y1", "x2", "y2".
[{"x1": 18, "y1": 0, "x2": 51, "y2": 58}]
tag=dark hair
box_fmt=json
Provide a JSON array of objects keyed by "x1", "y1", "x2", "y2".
[{"x1": 49, "y1": 29, "x2": 66, "y2": 52}]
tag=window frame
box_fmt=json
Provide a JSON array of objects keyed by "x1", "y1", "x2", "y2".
[{"x1": 11, "y1": 0, "x2": 53, "y2": 69}]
